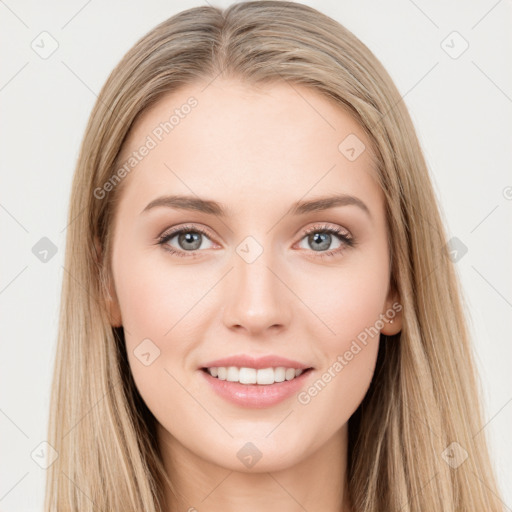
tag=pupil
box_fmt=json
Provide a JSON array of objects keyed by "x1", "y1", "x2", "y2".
[
  {"x1": 311, "y1": 232, "x2": 330, "y2": 251},
  {"x1": 180, "y1": 232, "x2": 201, "y2": 250}
]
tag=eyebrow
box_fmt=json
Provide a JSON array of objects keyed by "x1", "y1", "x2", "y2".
[{"x1": 141, "y1": 193, "x2": 371, "y2": 219}]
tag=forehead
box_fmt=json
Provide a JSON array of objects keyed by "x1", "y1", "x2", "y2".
[{"x1": 115, "y1": 78, "x2": 383, "y2": 218}]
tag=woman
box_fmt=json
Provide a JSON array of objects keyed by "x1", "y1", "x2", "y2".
[{"x1": 44, "y1": 1, "x2": 504, "y2": 510}]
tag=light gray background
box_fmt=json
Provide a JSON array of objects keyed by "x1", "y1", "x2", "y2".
[{"x1": 1, "y1": 1, "x2": 511, "y2": 510}]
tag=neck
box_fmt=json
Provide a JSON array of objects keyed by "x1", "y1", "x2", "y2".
[{"x1": 157, "y1": 423, "x2": 351, "y2": 512}]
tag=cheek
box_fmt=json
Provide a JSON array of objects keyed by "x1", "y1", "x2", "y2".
[
  {"x1": 112, "y1": 245, "x2": 216, "y2": 408},
  {"x1": 295, "y1": 270, "x2": 385, "y2": 431},
  {"x1": 296, "y1": 338, "x2": 379, "y2": 444},
  {"x1": 113, "y1": 247, "x2": 202, "y2": 343},
  {"x1": 291, "y1": 248, "x2": 388, "y2": 419},
  {"x1": 114, "y1": 256, "x2": 199, "y2": 431},
  {"x1": 300, "y1": 248, "x2": 390, "y2": 350}
]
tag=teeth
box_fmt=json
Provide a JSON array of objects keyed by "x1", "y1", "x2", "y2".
[
  {"x1": 206, "y1": 366, "x2": 307, "y2": 385},
  {"x1": 226, "y1": 366, "x2": 239, "y2": 382},
  {"x1": 240, "y1": 367, "x2": 256, "y2": 384},
  {"x1": 257, "y1": 367, "x2": 273, "y2": 385},
  {"x1": 274, "y1": 367, "x2": 286, "y2": 382},
  {"x1": 285, "y1": 368, "x2": 296, "y2": 380}
]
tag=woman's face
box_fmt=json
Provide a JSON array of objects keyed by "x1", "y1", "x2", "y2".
[{"x1": 105, "y1": 78, "x2": 402, "y2": 472}]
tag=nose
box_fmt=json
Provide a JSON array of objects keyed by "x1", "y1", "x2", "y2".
[{"x1": 222, "y1": 247, "x2": 292, "y2": 336}]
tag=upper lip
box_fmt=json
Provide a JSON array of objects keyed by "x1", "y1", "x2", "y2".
[{"x1": 201, "y1": 355, "x2": 313, "y2": 370}]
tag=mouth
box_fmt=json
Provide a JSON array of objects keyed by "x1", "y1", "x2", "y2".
[
  {"x1": 201, "y1": 366, "x2": 314, "y2": 385},
  {"x1": 199, "y1": 365, "x2": 315, "y2": 408}
]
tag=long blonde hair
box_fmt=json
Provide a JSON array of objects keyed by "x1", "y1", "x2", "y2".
[{"x1": 45, "y1": 1, "x2": 504, "y2": 510}]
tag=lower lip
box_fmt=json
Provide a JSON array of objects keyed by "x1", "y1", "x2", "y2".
[{"x1": 200, "y1": 369, "x2": 313, "y2": 408}]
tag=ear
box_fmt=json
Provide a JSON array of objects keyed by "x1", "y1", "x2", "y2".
[
  {"x1": 94, "y1": 236, "x2": 123, "y2": 327},
  {"x1": 380, "y1": 286, "x2": 403, "y2": 336}
]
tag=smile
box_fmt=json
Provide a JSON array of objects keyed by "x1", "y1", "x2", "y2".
[{"x1": 203, "y1": 366, "x2": 311, "y2": 385}]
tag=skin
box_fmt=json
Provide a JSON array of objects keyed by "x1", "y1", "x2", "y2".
[{"x1": 102, "y1": 78, "x2": 402, "y2": 511}]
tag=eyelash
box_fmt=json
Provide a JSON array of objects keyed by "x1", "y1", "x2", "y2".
[{"x1": 157, "y1": 223, "x2": 355, "y2": 259}]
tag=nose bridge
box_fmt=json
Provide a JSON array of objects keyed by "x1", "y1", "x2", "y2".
[{"x1": 222, "y1": 236, "x2": 290, "y2": 334}]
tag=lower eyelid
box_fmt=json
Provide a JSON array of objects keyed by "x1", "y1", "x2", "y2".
[
  {"x1": 159, "y1": 229, "x2": 214, "y2": 250},
  {"x1": 158, "y1": 225, "x2": 353, "y2": 257}
]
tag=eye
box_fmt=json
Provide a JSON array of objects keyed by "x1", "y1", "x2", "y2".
[
  {"x1": 157, "y1": 224, "x2": 215, "y2": 258},
  {"x1": 296, "y1": 224, "x2": 355, "y2": 259},
  {"x1": 157, "y1": 223, "x2": 355, "y2": 259}
]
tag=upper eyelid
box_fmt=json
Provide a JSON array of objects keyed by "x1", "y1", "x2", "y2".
[
  {"x1": 302, "y1": 224, "x2": 351, "y2": 236},
  {"x1": 159, "y1": 223, "x2": 352, "y2": 246},
  {"x1": 160, "y1": 223, "x2": 351, "y2": 237},
  {"x1": 159, "y1": 224, "x2": 214, "y2": 241}
]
